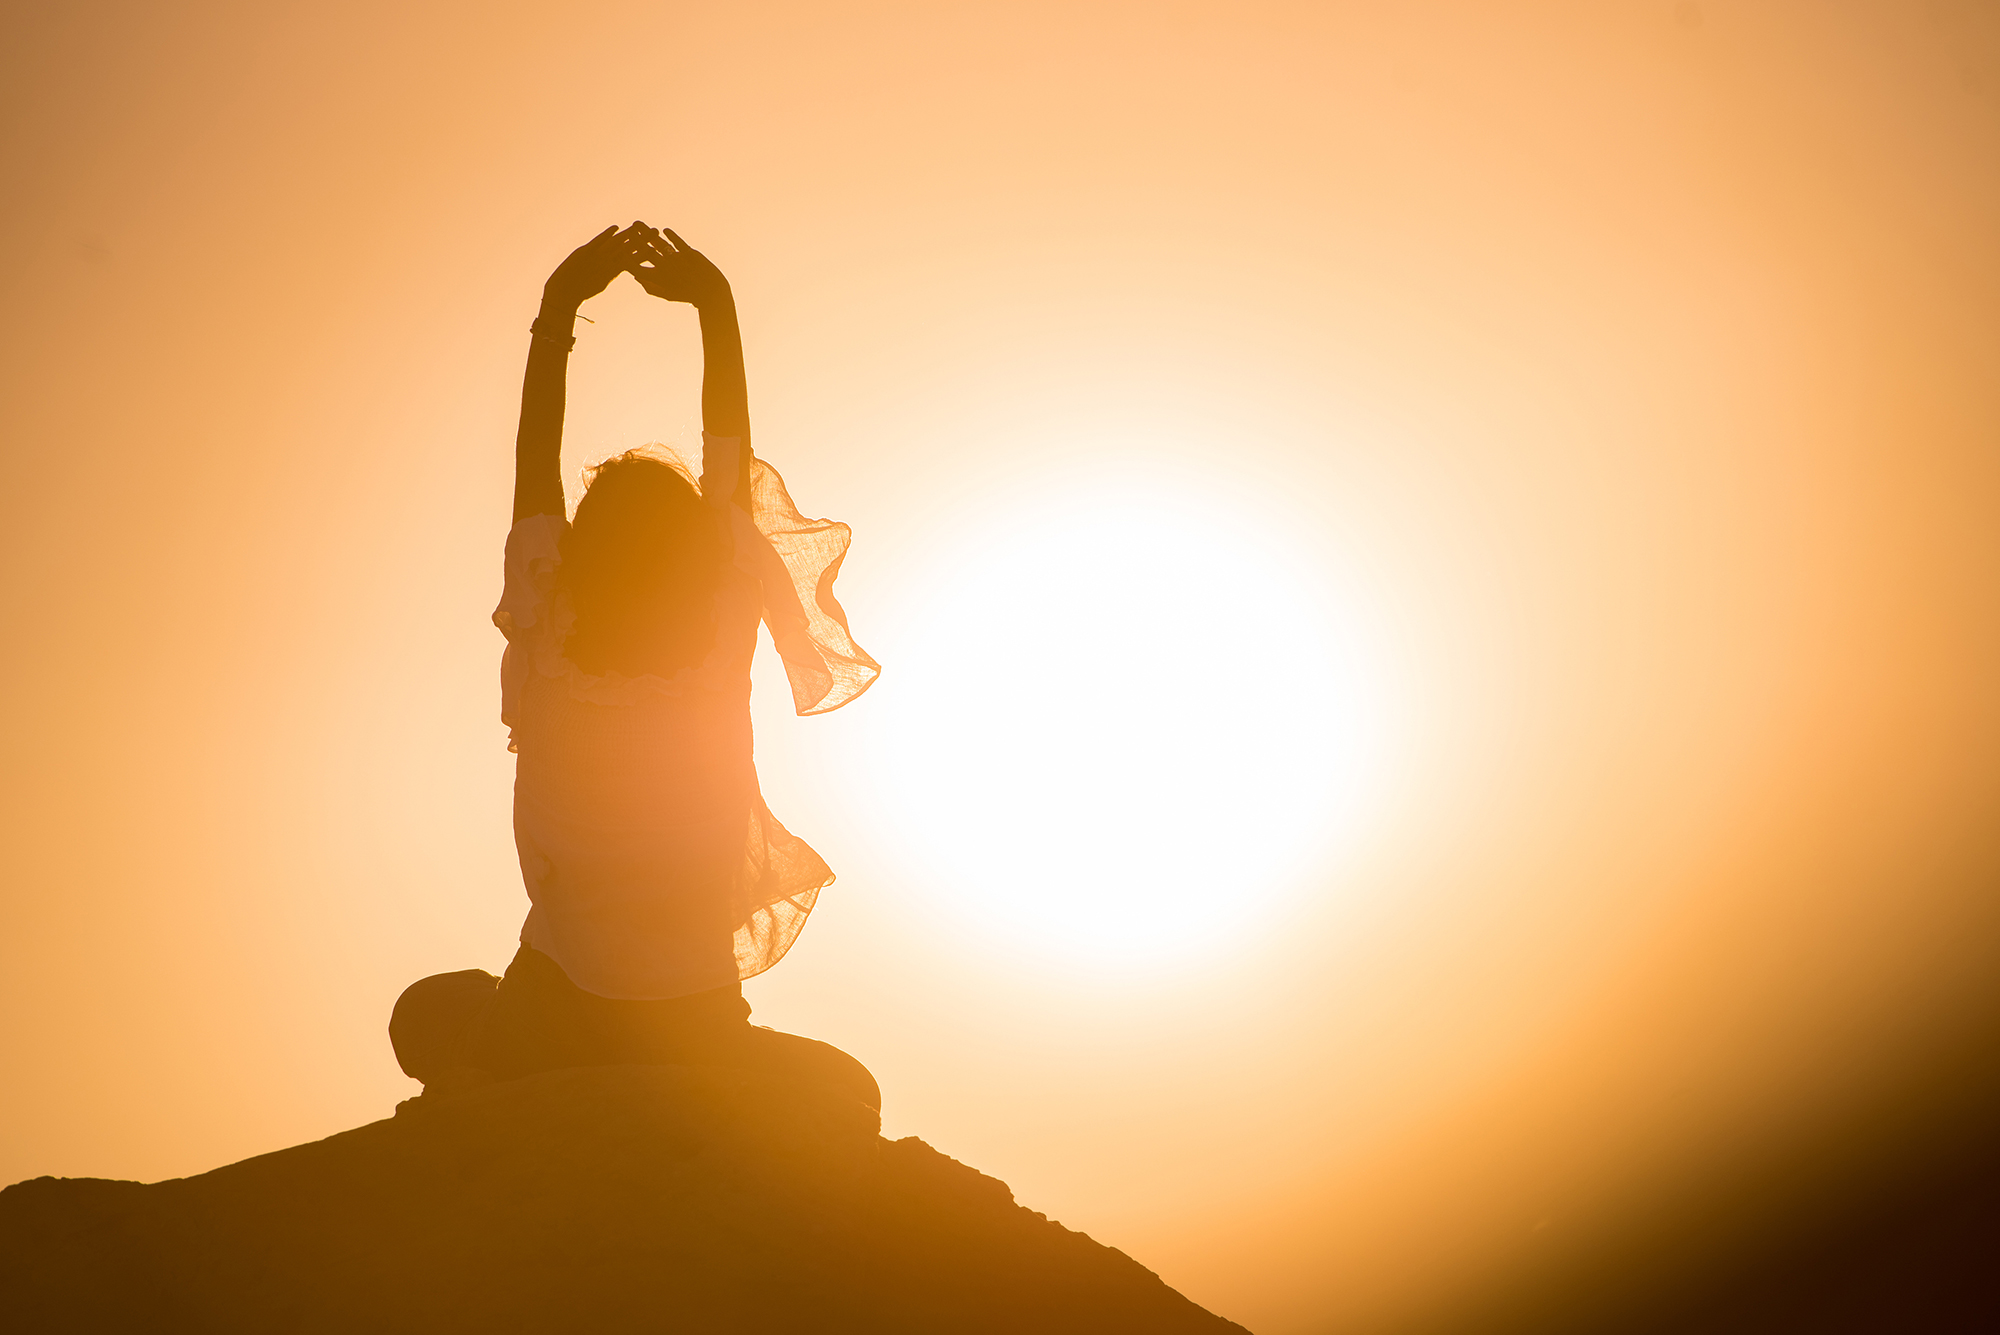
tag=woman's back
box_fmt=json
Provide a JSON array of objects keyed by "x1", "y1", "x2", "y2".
[{"x1": 391, "y1": 222, "x2": 882, "y2": 1111}]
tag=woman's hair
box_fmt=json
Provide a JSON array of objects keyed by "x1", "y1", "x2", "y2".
[{"x1": 558, "y1": 448, "x2": 723, "y2": 678}]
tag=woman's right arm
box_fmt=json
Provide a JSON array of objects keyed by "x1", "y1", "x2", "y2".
[
  {"x1": 621, "y1": 226, "x2": 753, "y2": 508},
  {"x1": 513, "y1": 226, "x2": 632, "y2": 523}
]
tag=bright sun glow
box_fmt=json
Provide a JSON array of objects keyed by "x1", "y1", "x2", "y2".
[{"x1": 866, "y1": 469, "x2": 1402, "y2": 967}]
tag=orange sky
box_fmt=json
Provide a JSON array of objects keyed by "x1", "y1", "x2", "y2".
[{"x1": 5, "y1": 3, "x2": 2000, "y2": 1331}]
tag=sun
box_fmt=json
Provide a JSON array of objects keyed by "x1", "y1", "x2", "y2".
[{"x1": 862, "y1": 468, "x2": 1402, "y2": 968}]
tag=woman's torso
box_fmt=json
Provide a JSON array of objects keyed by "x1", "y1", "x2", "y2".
[{"x1": 508, "y1": 558, "x2": 763, "y2": 1000}]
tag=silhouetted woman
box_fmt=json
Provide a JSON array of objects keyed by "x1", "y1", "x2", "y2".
[{"x1": 391, "y1": 224, "x2": 880, "y2": 1107}]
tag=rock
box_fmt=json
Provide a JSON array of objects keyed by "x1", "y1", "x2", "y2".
[{"x1": 0, "y1": 1065, "x2": 1248, "y2": 1333}]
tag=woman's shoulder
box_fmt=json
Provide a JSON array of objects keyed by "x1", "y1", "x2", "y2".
[
  {"x1": 508, "y1": 510, "x2": 572, "y2": 550},
  {"x1": 496, "y1": 513, "x2": 572, "y2": 643}
]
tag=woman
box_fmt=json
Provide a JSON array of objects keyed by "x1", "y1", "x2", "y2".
[{"x1": 390, "y1": 223, "x2": 880, "y2": 1109}]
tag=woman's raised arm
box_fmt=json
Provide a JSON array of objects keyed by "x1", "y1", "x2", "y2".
[
  {"x1": 512, "y1": 226, "x2": 632, "y2": 523},
  {"x1": 623, "y1": 227, "x2": 752, "y2": 507}
]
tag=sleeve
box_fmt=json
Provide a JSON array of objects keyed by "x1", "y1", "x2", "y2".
[
  {"x1": 699, "y1": 430, "x2": 744, "y2": 513},
  {"x1": 493, "y1": 512, "x2": 569, "y2": 743},
  {"x1": 702, "y1": 433, "x2": 880, "y2": 716}
]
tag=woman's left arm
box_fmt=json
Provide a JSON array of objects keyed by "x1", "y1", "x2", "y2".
[{"x1": 625, "y1": 227, "x2": 753, "y2": 507}]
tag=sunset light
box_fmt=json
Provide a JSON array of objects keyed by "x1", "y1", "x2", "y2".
[
  {"x1": 866, "y1": 468, "x2": 1402, "y2": 964},
  {"x1": 7, "y1": 3, "x2": 2000, "y2": 1333}
]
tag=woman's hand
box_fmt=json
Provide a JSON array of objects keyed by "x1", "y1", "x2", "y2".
[
  {"x1": 621, "y1": 226, "x2": 749, "y2": 443},
  {"x1": 542, "y1": 224, "x2": 634, "y2": 313},
  {"x1": 622, "y1": 226, "x2": 733, "y2": 310}
]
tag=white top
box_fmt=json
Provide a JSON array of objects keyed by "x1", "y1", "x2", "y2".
[{"x1": 494, "y1": 433, "x2": 878, "y2": 1000}]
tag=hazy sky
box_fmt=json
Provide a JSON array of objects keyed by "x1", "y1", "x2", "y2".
[{"x1": 5, "y1": 3, "x2": 1999, "y2": 1331}]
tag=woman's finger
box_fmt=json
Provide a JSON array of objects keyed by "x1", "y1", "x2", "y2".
[
  {"x1": 631, "y1": 232, "x2": 674, "y2": 264},
  {"x1": 618, "y1": 238, "x2": 663, "y2": 269}
]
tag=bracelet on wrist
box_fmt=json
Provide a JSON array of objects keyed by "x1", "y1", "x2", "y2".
[{"x1": 529, "y1": 315, "x2": 577, "y2": 353}]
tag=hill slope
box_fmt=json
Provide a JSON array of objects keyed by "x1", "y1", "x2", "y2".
[{"x1": 1, "y1": 1065, "x2": 1247, "y2": 1334}]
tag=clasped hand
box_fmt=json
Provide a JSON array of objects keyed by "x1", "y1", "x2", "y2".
[{"x1": 542, "y1": 222, "x2": 731, "y2": 313}]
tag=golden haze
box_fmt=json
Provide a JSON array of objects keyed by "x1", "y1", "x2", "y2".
[{"x1": 3, "y1": 3, "x2": 1999, "y2": 1331}]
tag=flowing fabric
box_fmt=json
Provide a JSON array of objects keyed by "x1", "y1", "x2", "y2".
[
  {"x1": 494, "y1": 434, "x2": 877, "y2": 1000},
  {"x1": 736, "y1": 457, "x2": 878, "y2": 715}
]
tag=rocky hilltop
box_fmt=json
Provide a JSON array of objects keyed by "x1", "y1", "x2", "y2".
[{"x1": 0, "y1": 1065, "x2": 1246, "y2": 1333}]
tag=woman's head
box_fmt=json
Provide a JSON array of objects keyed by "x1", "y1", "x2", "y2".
[{"x1": 559, "y1": 448, "x2": 722, "y2": 677}]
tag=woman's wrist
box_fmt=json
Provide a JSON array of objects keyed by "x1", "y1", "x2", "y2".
[
  {"x1": 695, "y1": 288, "x2": 738, "y2": 323},
  {"x1": 530, "y1": 298, "x2": 581, "y2": 353},
  {"x1": 538, "y1": 293, "x2": 582, "y2": 322}
]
